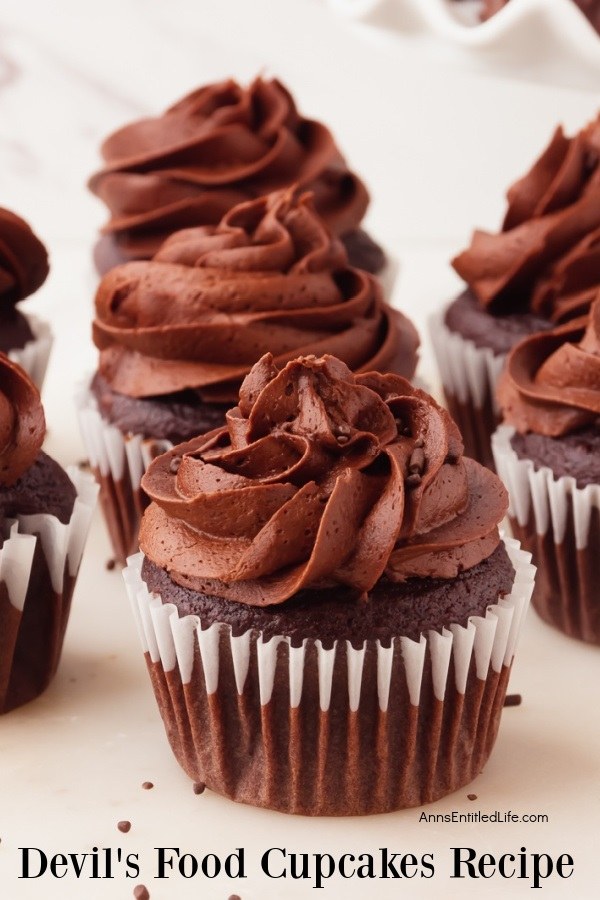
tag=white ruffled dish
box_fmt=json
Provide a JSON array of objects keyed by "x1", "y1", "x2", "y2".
[{"x1": 327, "y1": 0, "x2": 600, "y2": 63}]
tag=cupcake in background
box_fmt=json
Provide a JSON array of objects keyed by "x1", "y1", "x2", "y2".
[
  {"x1": 78, "y1": 187, "x2": 419, "y2": 564},
  {"x1": 430, "y1": 112, "x2": 600, "y2": 470},
  {"x1": 493, "y1": 295, "x2": 600, "y2": 644},
  {"x1": 0, "y1": 207, "x2": 53, "y2": 389},
  {"x1": 0, "y1": 354, "x2": 97, "y2": 714},
  {"x1": 124, "y1": 352, "x2": 534, "y2": 815},
  {"x1": 89, "y1": 75, "x2": 392, "y2": 284}
]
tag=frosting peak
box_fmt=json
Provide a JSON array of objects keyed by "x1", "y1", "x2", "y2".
[
  {"x1": 453, "y1": 114, "x2": 600, "y2": 322},
  {"x1": 0, "y1": 353, "x2": 45, "y2": 484},
  {"x1": 499, "y1": 293, "x2": 600, "y2": 437},
  {"x1": 93, "y1": 189, "x2": 419, "y2": 403},
  {"x1": 140, "y1": 354, "x2": 508, "y2": 606},
  {"x1": 0, "y1": 207, "x2": 49, "y2": 306},
  {"x1": 89, "y1": 76, "x2": 369, "y2": 266}
]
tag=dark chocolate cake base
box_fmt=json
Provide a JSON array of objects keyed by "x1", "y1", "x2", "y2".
[
  {"x1": 0, "y1": 308, "x2": 36, "y2": 354},
  {"x1": 439, "y1": 291, "x2": 553, "y2": 471},
  {"x1": 142, "y1": 542, "x2": 515, "y2": 647},
  {"x1": 94, "y1": 227, "x2": 387, "y2": 277},
  {"x1": 511, "y1": 427, "x2": 600, "y2": 490},
  {"x1": 134, "y1": 544, "x2": 521, "y2": 814},
  {"x1": 91, "y1": 372, "x2": 229, "y2": 444}
]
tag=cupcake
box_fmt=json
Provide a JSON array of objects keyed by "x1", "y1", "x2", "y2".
[
  {"x1": 493, "y1": 296, "x2": 600, "y2": 644},
  {"x1": 123, "y1": 353, "x2": 534, "y2": 815},
  {"x1": 78, "y1": 188, "x2": 419, "y2": 564},
  {"x1": 0, "y1": 207, "x2": 53, "y2": 389},
  {"x1": 89, "y1": 75, "x2": 391, "y2": 282},
  {"x1": 430, "y1": 112, "x2": 600, "y2": 470},
  {"x1": 0, "y1": 354, "x2": 97, "y2": 714}
]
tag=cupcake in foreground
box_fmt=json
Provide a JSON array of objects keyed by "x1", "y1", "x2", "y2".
[
  {"x1": 89, "y1": 75, "x2": 390, "y2": 281},
  {"x1": 0, "y1": 355, "x2": 97, "y2": 714},
  {"x1": 0, "y1": 207, "x2": 53, "y2": 388},
  {"x1": 493, "y1": 296, "x2": 600, "y2": 644},
  {"x1": 123, "y1": 353, "x2": 534, "y2": 815},
  {"x1": 430, "y1": 112, "x2": 600, "y2": 470},
  {"x1": 79, "y1": 188, "x2": 419, "y2": 564}
]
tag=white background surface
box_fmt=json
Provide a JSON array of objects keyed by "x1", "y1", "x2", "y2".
[{"x1": 0, "y1": 1, "x2": 599, "y2": 898}]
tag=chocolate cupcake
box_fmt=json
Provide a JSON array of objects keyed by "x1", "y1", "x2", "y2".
[
  {"x1": 0, "y1": 207, "x2": 53, "y2": 388},
  {"x1": 78, "y1": 188, "x2": 419, "y2": 564},
  {"x1": 431, "y1": 113, "x2": 600, "y2": 470},
  {"x1": 89, "y1": 76, "x2": 391, "y2": 281},
  {"x1": 0, "y1": 354, "x2": 97, "y2": 714},
  {"x1": 493, "y1": 296, "x2": 600, "y2": 644},
  {"x1": 123, "y1": 353, "x2": 534, "y2": 815}
]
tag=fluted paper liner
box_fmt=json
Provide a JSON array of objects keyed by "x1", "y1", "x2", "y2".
[
  {"x1": 8, "y1": 314, "x2": 53, "y2": 390},
  {"x1": 123, "y1": 538, "x2": 534, "y2": 815},
  {"x1": 429, "y1": 310, "x2": 505, "y2": 471},
  {"x1": 0, "y1": 467, "x2": 98, "y2": 713},
  {"x1": 493, "y1": 425, "x2": 600, "y2": 644},
  {"x1": 76, "y1": 383, "x2": 171, "y2": 564}
]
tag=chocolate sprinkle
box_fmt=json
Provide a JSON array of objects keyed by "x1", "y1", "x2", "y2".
[
  {"x1": 504, "y1": 693, "x2": 522, "y2": 707},
  {"x1": 117, "y1": 820, "x2": 131, "y2": 833},
  {"x1": 467, "y1": 793, "x2": 477, "y2": 801},
  {"x1": 408, "y1": 446, "x2": 425, "y2": 474},
  {"x1": 193, "y1": 781, "x2": 206, "y2": 795}
]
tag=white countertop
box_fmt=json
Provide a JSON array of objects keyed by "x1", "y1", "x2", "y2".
[{"x1": 0, "y1": 2, "x2": 599, "y2": 898}]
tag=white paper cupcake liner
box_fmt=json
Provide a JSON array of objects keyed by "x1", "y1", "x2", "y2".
[
  {"x1": 0, "y1": 467, "x2": 98, "y2": 713},
  {"x1": 429, "y1": 309, "x2": 506, "y2": 468},
  {"x1": 75, "y1": 382, "x2": 172, "y2": 563},
  {"x1": 8, "y1": 314, "x2": 53, "y2": 390},
  {"x1": 123, "y1": 537, "x2": 534, "y2": 814},
  {"x1": 493, "y1": 424, "x2": 600, "y2": 642}
]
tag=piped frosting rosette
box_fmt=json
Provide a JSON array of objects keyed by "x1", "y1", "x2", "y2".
[
  {"x1": 93, "y1": 188, "x2": 418, "y2": 405},
  {"x1": 0, "y1": 355, "x2": 97, "y2": 712},
  {"x1": 89, "y1": 77, "x2": 373, "y2": 269},
  {"x1": 453, "y1": 113, "x2": 600, "y2": 322},
  {"x1": 493, "y1": 297, "x2": 600, "y2": 642},
  {"x1": 0, "y1": 208, "x2": 52, "y2": 388},
  {"x1": 140, "y1": 354, "x2": 506, "y2": 602},
  {"x1": 124, "y1": 354, "x2": 534, "y2": 813}
]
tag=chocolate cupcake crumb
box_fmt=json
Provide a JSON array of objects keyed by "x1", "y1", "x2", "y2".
[
  {"x1": 142, "y1": 781, "x2": 154, "y2": 790},
  {"x1": 504, "y1": 693, "x2": 522, "y2": 707},
  {"x1": 467, "y1": 794, "x2": 477, "y2": 801},
  {"x1": 193, "y1": 782, "x2": 206, "y2": 795},
  {"x1": 133, "y1": 887, "x2": 150, "y2": 900},
  {"x1": 117, "y1": 821, "x2": 131, "y2": 833}
]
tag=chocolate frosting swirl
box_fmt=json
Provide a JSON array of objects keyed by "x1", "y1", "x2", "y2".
[
  {"x1": 140, "y1": 354, "x2": 507, "y2": 606},
  {"x1": 0, "y1": 353, "x2": 45, "y2": 484},
  {"x1": 453, "y1": 114, "x2": 600, "y2": 322},
  {"x1": 0, "y1": 207, "x2": 49, "y2": 306},
  {"x1": 498, "y1": 294, "x2": 600, "y2": 437},
  {"x1": 93, "y1": 189, "x2": 419, "y2": 403},
  {"x1": 89, "y1": 77, "x2": 369, "y2": 266}
]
